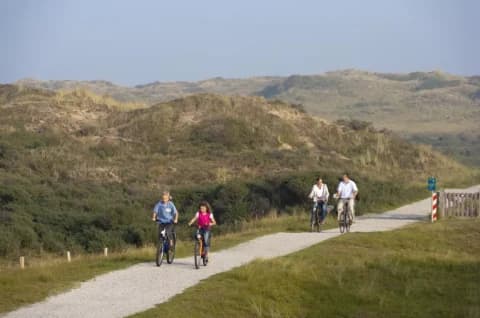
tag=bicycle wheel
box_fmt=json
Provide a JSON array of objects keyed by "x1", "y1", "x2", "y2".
[
  {"x1": 167, "y1": 237, "x2": 176, "y2": 264},
  {"x1": 194, "y1": 239, "x2": 201, "y2": 269},
  {"x1": 339, "y1": 213, "x2": 345, "y2": 234},
  {"x1": 345, "y1": 212, "x2": 351, "y2": 233},
  {"x1": 156, "y1": 238, "x2": 164, "y2": 267}
]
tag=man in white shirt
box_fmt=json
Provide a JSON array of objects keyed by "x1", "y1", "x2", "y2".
[
  {"x1": 336, "y1": 174, "x2": 358, "y2": 224},
  {"x1": 308, "y1": 177, "x2": 329, "y2": 225}
]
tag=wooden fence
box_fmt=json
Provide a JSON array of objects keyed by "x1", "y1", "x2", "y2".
[{"x1": 439, "y1": 189, "x2": 480, "y2": 218}]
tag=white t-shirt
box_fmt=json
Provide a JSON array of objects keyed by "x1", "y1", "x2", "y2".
[
  {"x1": 337, "y1": 180, "x2": 358, "y2": 199},
  {"x1": 309, "y1": 184, "x2": 329, "y2": 202}
]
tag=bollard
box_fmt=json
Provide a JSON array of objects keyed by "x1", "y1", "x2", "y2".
[
  {"x1": 20, "y1": 256, "x2": 25, "y2": 269},
  {"x1": 431, "y1": 192, "x2": 438, "y2": 222},
  {"x1": 67, "y1": 251, "x2": 71, "y2": 262},
  {"x1": 104, "y1": 247, "x2": 108, "y2": 257}
]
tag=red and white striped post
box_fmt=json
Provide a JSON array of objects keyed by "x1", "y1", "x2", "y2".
[{"x1": 431, "y1": 192, "x2": 438, "y2": 222}]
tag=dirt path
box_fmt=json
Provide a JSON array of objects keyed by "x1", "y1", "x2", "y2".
[{"x1": 4, "y1": 185, "x2": 479, "y2": 318}]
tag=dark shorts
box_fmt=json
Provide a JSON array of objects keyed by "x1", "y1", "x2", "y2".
[{"x1": 158, "y1": 223, "x2": 175, "y2": 241}]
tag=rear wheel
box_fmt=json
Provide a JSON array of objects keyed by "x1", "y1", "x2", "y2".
[
  {"x1": 194, "y1": 239, "x2": 201, "y2": 269},
  {"x1": 156, "y1": 238, "x2": 164, "y2": 267}
]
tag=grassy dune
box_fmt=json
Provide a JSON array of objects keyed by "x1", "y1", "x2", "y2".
[{"x1": 132, "y1": 219, "x2": 480, "y2": 318}]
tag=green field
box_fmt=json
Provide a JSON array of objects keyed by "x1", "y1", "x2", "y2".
[{"x1": 132, "y1": 219, "x2": 480, "y2": 318}]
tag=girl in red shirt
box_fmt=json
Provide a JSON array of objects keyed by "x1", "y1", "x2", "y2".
[{"x1": 188, "y1": 201, "x2": 216, "y2": 260}]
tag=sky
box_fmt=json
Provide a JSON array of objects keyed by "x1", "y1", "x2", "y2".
[{"x1": 1, "y1": 0, "x2": 479, "y2": 85}]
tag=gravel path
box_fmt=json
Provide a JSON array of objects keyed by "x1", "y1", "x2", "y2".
[{"x1": 4, "y1": 185, "x2": 479, "y2": 318}]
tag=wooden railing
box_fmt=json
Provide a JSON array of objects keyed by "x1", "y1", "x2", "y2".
[{"x1": 439, "y1": 189, "x2": 480, "y2": 218}]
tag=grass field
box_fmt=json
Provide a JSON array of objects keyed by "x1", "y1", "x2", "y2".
[
  {"x1": 0, "y1": 213, "x2": 326, "y2": 314},
  {"x1": 132, "y1": 219, "x2": 480, "y2": 318}
]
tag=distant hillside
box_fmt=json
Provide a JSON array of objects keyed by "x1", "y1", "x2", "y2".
[
  {"x1": 0, "y1": 84, "x2": 467, "y2": 187},
  {"x1": 17, "y1": 70, "x2": 480, "y2": 165},
  {"x1": 0, "y1": 84, "x2": 474, "y2": 256}
]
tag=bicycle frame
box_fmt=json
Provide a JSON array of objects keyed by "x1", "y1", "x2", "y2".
[{"x1": 196, "y1": 232, "x2": 205, "y2": 256}]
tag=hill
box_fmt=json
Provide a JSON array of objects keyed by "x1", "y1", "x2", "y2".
[
  {"x1": 0, "y1": 84, "x2": 474, "y2": 256},
  {"x1": 17, "y1": 70, "x2": 480, "y2": 165}
]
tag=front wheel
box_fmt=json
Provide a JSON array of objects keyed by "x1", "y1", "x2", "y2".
[
  {"x1": 194, "y1": 239, "x2": 201, "y2": 269},
  {"x1": 156, "y1": 238, "x2": 164, "y2": 267},
  {"x1": 339, "y1": 213, "x2": 345, "y2": 234},
  {"x1": 345, "y1": 213, "x2": 351, "y2": 233}
]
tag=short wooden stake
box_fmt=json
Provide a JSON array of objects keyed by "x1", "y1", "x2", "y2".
[
  {"x1": 66, "y1": 251, "x2": 71, "y2": 262},
  {"x1": 104, "y1": 247, "x2": 108, "y2": 257},
  {"x1": 19, "y1": 256, "x2": 25, "y2": 269}
]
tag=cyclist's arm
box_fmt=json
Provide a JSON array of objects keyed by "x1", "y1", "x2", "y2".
[
  {"x1": 152, "y1": 202, "x2": 160, "y2": 221},
  {"x1": 336, "y1": 183, "x2": 342, "y2": 199},
  {"x1": 352, "y1": 182, "x2": 358, "y2": 198},
  {"x1": 210, "y1": 213, "x2": 216, "y2": 226},
  {"x1": 308, "y1": 186, "x2": 315, "y2": 199},
  {"x1": 188, "y1": 214, "x2": 198, "y2": 226},
  {"x1": 171, "y1": 202, "x2": 179, "y2": 224}
]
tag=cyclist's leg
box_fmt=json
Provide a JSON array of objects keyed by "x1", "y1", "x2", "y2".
[
  {"x1": 203, "y1": 230, "x2": 211, "y2": 253},
  {"x1": 165, "y1": 223, "x2": 174, "y2": 246},
  {"x1": 158, "y1": 223, "x2": 166, "y2": 241},
  {"x1": 337, "y1": 200, "x2": 344, "y2": 221},
  {"x1": 311, "y1": 202, "x2": 317, "y2": 225},
  {"x1": 320, "y1": 201, "x2": 327, "y2": 223},
  {"x1": 348, "y1": 198, "x2": 355, "y2": 222}
]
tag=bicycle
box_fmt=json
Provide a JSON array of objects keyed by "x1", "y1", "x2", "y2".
[
  {"x1": 193, "y1": 229, "x2": 208, "y2": 269},
  {"x1": 337, "y1": 199, "x2": 352, "y2": 234},
  {"x1": 156, "y1": 224, "x2": 176, "y2": 267},
  {"x1": 311, "y1": 202, "x2": 325, "y2": 232}
]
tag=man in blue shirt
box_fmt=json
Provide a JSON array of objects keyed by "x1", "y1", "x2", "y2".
[{"x1": 152, "y1": 191, "x2": 178, "y2": 246}]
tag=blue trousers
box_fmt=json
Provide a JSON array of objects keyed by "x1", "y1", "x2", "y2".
[
  {"x1": 311, "y1": 201, "x2": 327, "y2": 224},
  {"x1": 196, "y1": 228, "x2": 211, "y2": 251}
]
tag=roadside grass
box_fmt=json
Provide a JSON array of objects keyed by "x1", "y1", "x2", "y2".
[
  {"x1": 131, "y1": 219, "x2": 480, "y2": 318},
  {"x1": 0, "y1": 212, "x2": 334, "y2": 313}
]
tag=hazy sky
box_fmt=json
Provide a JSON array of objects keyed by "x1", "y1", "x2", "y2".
[{"x1": 1, "y1": 0, "x2": 479, "y2": 85}]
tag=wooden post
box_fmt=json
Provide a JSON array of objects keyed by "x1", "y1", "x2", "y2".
[
  {"x1": 19, "y1": 256, "x2": 25, "y2": 269},
  {"x1": 67, "y1": 251, "x2": 71, "y2": 262},
  {"x1": 104, "y1": 247, "x2": 108, "y2": 257}
]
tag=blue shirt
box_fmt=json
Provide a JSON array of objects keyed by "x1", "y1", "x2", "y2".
[{"x1": 153, "y1": 201, "x2": 177, "y2": 224}]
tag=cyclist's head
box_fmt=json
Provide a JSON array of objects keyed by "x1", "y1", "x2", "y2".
[
  {"x1": 199, "y1": 201, "x2": 212, "y2": 213},
  {"x1": 343, "y1": 173, "x2": 350, "y2": 182},
  {"x1": 316, "y1": 177, "x2": 323, "y2": 184},
  {"x1": 162, "y1": 191, "x2": 170, "y2": 202}
]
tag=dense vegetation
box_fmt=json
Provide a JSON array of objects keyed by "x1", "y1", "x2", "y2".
[
  {"x1": 133, "y1": 219, "x2": 480, "y2": 318},
  {"x1": 0, "y1": 85, "x2": 475, "y2": 257}
]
